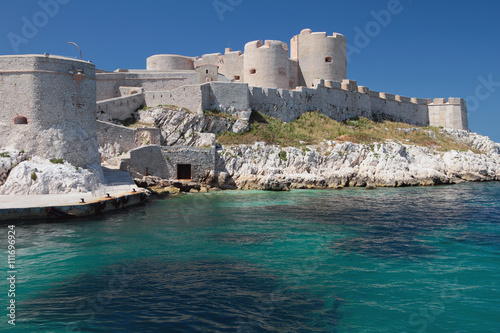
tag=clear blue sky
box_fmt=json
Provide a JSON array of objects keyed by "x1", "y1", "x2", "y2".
[{"x1": 1, "y1": 0, "x2": 499, "y2": 142}]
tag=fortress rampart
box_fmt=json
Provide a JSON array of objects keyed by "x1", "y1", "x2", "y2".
[
  {"x1": 0, "y1": 55, "x2": 100, "y2": 168},
  {"x1": 97, "y1": 78, "x2": 468, "y2": 131},
  {"x1": 94, "y1": 28, "x2": 468, "y2": 131}
]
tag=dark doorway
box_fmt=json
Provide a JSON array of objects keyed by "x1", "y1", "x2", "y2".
[{"x1": 177, "y1": 164, "x2": 192, "y2": 180}]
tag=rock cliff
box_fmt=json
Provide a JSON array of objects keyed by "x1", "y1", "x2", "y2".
[{"x1": 215, "y1": 130, "x2": 500, "y2": 190}]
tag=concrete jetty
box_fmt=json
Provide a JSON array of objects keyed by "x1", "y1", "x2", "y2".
[{"x1": 0, "y1": 168, "x2": 148, "y2": 221}]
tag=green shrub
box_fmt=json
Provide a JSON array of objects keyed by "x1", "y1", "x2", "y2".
[
  {"x1": 31, "y1": 171, "x2": 37, "y2": 181},
  {"x1": 49, "y1": 158, "x2": 64, "y2": 164},
  {"x1": 279, "y1": 151, "x2": 287, "y2": 161}
]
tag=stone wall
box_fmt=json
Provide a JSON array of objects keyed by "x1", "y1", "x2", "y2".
[
  {"x1": 97, "y1": 121, "x2": 162, "y2": 159},
  {"x1": 163, "y1": 146, "x2": 215, "y2": 182},
  {"x1": 209, "y1": 82, "x2": 251, "y2": 115},
  {"x1": 97, "y1": 92, "x2": 145, "y2": 121},
  {"x1": 0, "y1": 55, "x2": 100, "y2": 168},
  {"x1": 246, "y1": 80, "x2": 465, "y2": 129},
  {"x1": 96, "y1": 71, "x2": 199, "y2": 101},
  {"x1": 428, "y1": 98, "x2": 468, "y2": 130},
  {"x1": 143, "y1": 83, "x2": 212, "y2": 113},
  {"x1": 127, "y1": 145, "x2": 215, "y2": 181},
  {"x1": 96, "y1": 78, "x2": 468, "y2": 131}
]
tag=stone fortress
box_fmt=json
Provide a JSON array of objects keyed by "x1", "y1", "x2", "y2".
[
  {"x1": 96, "y1": 28, "x2": 468, "y2": 131},
  {"x1": 0, "y1": 28, "x2": 470, "y2": 184}
]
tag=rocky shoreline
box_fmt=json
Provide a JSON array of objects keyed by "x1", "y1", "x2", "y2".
[
  {"x1": 212, "y1": 129, "x2": 500, "y2": 191},
  {"x1": 132, "y1": 130, "x2": 500, "y2": 194},
  {"x1": 2, "y1": 129, "x2": 499, "y2": 196}
]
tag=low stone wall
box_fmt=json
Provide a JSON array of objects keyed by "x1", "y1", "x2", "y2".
[
  {"x1": 97, "y1": 121, "x2": 161, "y2": 159},
  {"x1": 144, "y1": 84, "x2": 212, "y2": 113},
  {"x1": 97, "y1": 121, "x2": 140, "y2": 153},
  {"x1": 97, "y1": 92, "x2": 145, "y2": 121},
  {"x1": 96, "y1": 71, "x2": 199, "y2": 101}
]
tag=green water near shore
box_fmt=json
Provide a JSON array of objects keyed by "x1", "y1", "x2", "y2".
[{"x1": 1, "y1": 182, "x2": 499, "y2": 332}]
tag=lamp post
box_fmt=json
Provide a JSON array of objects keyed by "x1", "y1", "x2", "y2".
[{"x1": 67, "y1": 42, "x2": 82, "y2": 60}]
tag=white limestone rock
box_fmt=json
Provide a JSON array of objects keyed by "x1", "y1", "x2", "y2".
[
  {"x1": 137, "y1": 107, "x2": 243, "y2": 146},
  {"x1": 0, "y1": 157, "x2": 104, "y2": 195},
  {"x1": 216, "y1": 131, "x2": 500, "y2": 189},
  {"x1": 0, "y1": 149, "x2": 28, "y2": 186}
]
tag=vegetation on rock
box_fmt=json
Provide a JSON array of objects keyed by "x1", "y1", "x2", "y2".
[{"x1": 217, "y1": 111, "x2": 479, "y2": 153}]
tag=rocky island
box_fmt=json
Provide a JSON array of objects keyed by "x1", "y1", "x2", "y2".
[{"x1": 0, "y1": 29, "x2": 498, "y2": 219}]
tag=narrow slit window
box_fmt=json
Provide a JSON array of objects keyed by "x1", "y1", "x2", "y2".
[
  {"x1": 250, "y1": 69, "x2": 256, "y2": 75},
  {"x1": 325, "y1": 57, "x2": 333, "y2": 63},
  {"x1": 234, "y1": 75, "x2": 240, "y2": 81}
]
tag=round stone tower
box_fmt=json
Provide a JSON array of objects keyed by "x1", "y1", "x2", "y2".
[
  {"x1": 290, "y1": 29, "x2": 347, "y2": 87},
  {"x1": 0, "y1": 55, "x2": 100, "y2": 168},
  {"x1": 243, "y1": 40, "x2": 291, "y2": 89},
  {"x1": 147, "y1": 54, "x2": 195, "y2": 71}
]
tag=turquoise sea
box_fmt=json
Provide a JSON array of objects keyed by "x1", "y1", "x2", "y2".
[{"x1": 1, "y1": 182, "x2": 499, "y2": 332}]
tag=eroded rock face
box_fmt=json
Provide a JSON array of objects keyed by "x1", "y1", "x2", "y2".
[
  {"x1": 0, "y1": 156, "x2": 104, "y2": 195},
  {"x1": 137, "y1": 107, "x2": 249, "y2": 147},
  {"x1": 0, "y1": 149, "x2": 27, "y2": 187},
  {"x1": 215, "y1": 131, "x2": 500, "y2": 189}
]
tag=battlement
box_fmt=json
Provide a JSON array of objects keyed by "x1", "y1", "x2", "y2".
[
  {"x1": 429, "y1": 97, "x2": 466, "y2": 105},
  {"x1": 297, "y1": 28, "x2": 346, "y2": 41},
  {"x1": 309, "y1": 77, "x2": 462, "y2": 110},
  {"x1": 202, "y1": 52, "x2": 222, "y2": 58},
  {"x1": 225, "y1": 49, "x2": 242, "y2": 56},
  {"x1": 245, "y1": 40, "x2": 288, "y2": 51}
]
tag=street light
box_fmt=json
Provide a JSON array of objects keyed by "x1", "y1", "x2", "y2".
[{"x1": 67, "y1": 42, "x2": 82, "y2": 60}]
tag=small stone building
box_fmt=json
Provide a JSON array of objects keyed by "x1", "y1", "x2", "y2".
[
  {"x1": 127, "y1": 145, "x2": 215, "y2": 182},
  {"x1": 196, "y1": 64, "x2": 219, "y2": 84}
]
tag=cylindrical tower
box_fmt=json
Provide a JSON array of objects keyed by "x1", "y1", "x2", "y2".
[
  {"x1": 243, "y1": 40, "x2": 290, "y2": 89},
  {"x1": 0, "y1": 55, "x2": 99, "y2": 168},
  {"x1": 290, "y1": 29, "x2": 347, "y2": 87},
  {"x1": 147, "y1": 54, "x2": 195, "y2": 71}
]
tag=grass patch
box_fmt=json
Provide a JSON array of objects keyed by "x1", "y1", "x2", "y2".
[
  {"x1": 0, "y1": 152, "x2": 10, "y2": 158},
  {"x1": 49, "y1": 158, "x2": 64, "y2": 164},
  {"x1": 216, "y1": 111, "x2": 479, "y2": 152},
  {"x1": 204, "y1": 109, "x2": 237, "y2": 121}
]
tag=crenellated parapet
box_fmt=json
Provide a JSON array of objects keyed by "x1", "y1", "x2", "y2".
[{"x1": 428, "y1": 98, "x2": 468, "y2": 130}]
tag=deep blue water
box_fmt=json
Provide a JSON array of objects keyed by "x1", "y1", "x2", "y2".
[{"x1": 1, "y1": 182, "x2": 499, "y2": 332}]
